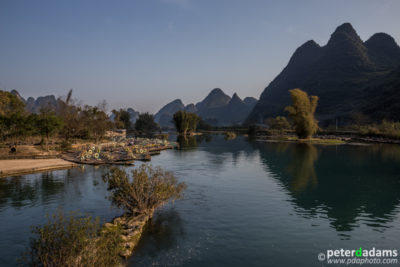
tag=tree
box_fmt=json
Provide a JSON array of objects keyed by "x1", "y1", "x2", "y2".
[
  {"x1": 0, "y1": 91, "x2": 28, "y2": 142},
  {"x1": 266, "y1": 116, "x2": 291, "y2": 135},
  {"x1": 134, "y1": 113, "x2": 159, "y2": 136},
  {"x1": 188, "y1": 112, "x2": 200, "y2": 132},
  {"x1": 173, "y1": 111, "x2": 200, "y2": 135},
  {"x1": 285, "y1": 88, "x2": 319, "y2": 139},
  {"x1": 37, "y1": 108, "x2": 63, "y2": 150},
  {"x1": 57, "y1": 90, "x2": 81, "y2": 142},
  {"x1": 112, "y1": 109, "x2": 132, "y2": 130},
  {"x1": 197, "y1": 119, "x2": 213, "y2": 131},
  {"x1": 0, "y1": 90, "x2": 25, "y2": 116},
  {"x1": 0, "y1": 111, "x2": 29, "y2": 144},
  {"x1": 103, "y1": 165, "x2": 186, "y2": 215},
  {"x1": 80, "y1": 105, "x2": 112, "y2": 142}
]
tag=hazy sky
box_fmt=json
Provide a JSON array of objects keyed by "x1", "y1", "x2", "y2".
[{"x1": 1, "y1": 0, "x2": 399, "y2": 113}]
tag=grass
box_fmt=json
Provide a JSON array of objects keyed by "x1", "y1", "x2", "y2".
[
  {"x1": 302, "y1": 138, "x2": 346, "y2": 144},
  {"x1": 262, "y1": 135, "x2": 346, "y2": 145}
]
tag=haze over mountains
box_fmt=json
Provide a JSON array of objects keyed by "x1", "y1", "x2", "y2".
[
  {"x1": 154, "y1": 88, "x2": 257, "y2": 127},
  {"x1": 246, "y1": 23, "x2": 400, "y2": 125}
]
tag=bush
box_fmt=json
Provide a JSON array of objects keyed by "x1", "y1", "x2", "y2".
[
  {"x1": 23, "y1": 210, "x2": 123, "y2": 267},
  {"x1": 103, "y1": 165, "x2": 186, "y2": 215},
  {"x1": 357, "y1": 120, "x2": 400, "y2": 139},
  {"x1": 265, "y1": 116, "x2": 290, "y2": 135}
]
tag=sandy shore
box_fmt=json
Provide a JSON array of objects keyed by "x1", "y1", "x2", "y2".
[{"x1": 0, "y1": 159, "x2": 77, "y2": 178}]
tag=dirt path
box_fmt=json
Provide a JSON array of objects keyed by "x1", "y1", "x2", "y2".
[{"x1": 0, "y1": 159, "x2": 77, "y2": 178}]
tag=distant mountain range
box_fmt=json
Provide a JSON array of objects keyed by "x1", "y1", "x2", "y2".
[
  {"x1": 246, "y1": 23, "x2": 400, "y2": 125},
  {"x1": 10, "y1": 90, "x2": 58, "y2": 113},
  {"x1": 154, "y1": 88, "x2": 257, "y2": 127},
  {"x1": 10, "y1": 90, "x2": 141, "y2": 124},
  {"x1": 9, "y1": 22, "x2": 400, "y2": 128},
  {"x1": 109, "y1": 108, "x2": 140, "y2": 124}
]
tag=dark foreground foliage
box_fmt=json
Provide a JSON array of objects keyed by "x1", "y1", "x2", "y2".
[{"x1": 22, "y1": 210, "x2": 123, "y2": 267}]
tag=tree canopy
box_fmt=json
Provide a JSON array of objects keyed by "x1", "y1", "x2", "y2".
[
  {"x1": 285, "y1": 88, "x2": 319, "y2": 139},
  {"x1": 112, "y1": 109, "x2": 132, "y2": 130},
  {"x1": 103, "y1": 165, "x2": 186, "y2": 215},
  {"x1": 266, "y1": 116, "x2": 291, "y2": 135},
  {"x1": 0, "y1": 90, "x2": 25, "y2": 116},
  {"x1": 173, "y1": 111, "x2": 200, "y2": 135},
  {"x1": 134, "y1": 113, "x2": 159, "y2": 136}
]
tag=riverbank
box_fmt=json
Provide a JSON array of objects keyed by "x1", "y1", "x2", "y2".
[
  {"x1": 103, "y1": 211, "x2": 154, "y2": 263},
  {"x1": 255, "y1": 135, "x2": 400, "y2": 145},
  {"x1": 0, "y1": 159, "x2": 77, "y2": 178}
]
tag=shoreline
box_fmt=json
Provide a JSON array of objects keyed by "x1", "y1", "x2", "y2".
[
  {"x1": 103, "y1": 210, "x2": 155, "y2": 263},
  {"x1": 0, "y1": 159, "x2": 77, "y2": 178},
  {"x1": 254, "y1": 135, "x2": 400, "y2": 145}
]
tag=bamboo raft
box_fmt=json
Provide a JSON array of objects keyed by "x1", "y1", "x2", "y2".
[{"x1": 62, "y1": 138, "x2": 176, "y2": 166}]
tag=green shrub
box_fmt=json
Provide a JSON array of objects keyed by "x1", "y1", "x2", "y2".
[{"x1": 265, "y1": 116, "x2": 291, "y2": 135}]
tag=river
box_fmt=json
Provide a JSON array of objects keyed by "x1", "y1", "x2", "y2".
[{"x1": 1, "y1": 135, "x2": 400, "y2": 266}]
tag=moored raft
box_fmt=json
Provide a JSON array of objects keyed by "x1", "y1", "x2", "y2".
[{"x1": 63, "y1": 138, "x2": 175, "y2": 165}]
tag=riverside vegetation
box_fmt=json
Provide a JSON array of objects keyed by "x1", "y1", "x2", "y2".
[
  {"x1": 2, "y1": 88, "x2": 399, "y2": 151},
  {"x1": 173, "y1": 111, "x2": 200, "y2": 135},
  {"x1": 0, "y1": 90, "x2": 163, "y2": 154},
  {"x1": 22, "y1": 164, "x2": 186, "y2": 267},
  {"x1": 248, "y1": 88, "x2": 400, "y2": 144},
  {"x1": 284, "y1": 89, "x2": 319, "y2": 139}
]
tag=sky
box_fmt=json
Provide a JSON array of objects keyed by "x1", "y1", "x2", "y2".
[{"x1": 1, "y1": 0, "x2": 399, "y2": 113}]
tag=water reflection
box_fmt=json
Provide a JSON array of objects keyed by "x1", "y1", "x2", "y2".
[
  {"x1": 287, "y1": 144, "x2": 318, "y2": 194},
  {"x1": 0, "y1": 176, "x2": 37, "y2": 209},
  {"x1": 200, "y1": 135, "x2": 258, "y2": 166},
  {"x1": 176, "y1": 135, "x2": 259, "y2": 168},
  {"x1": 0, "y1": 166, "x2": 120, "y2": 267},
  {"x1": 177, "y1": 135, "x2": 198, "y2": 150},
  {"x1": 0, "y1": 172, "x2": 66, "y2": 210},
  {"x1": 255, "y1": 141, "x2": 400, "y2": 232},
  {"x1": 129, "y1": 208, "x2": 185, "y2": 265},
  {"x1": 40, "y1": 172, "x2": 66, "y2": 204}
]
